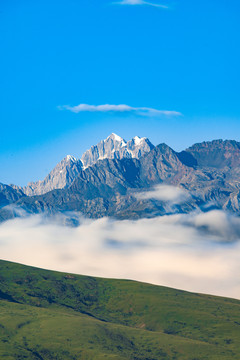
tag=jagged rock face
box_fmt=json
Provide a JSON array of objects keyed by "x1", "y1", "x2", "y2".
[
  {"x1": 0, "y1": 183, "x2": 25, "y2": 208},
  {"x1": 186, "y1": 139, "x2": 240, "y2": 169},
  {"x1": 23, "y1": 156, "x2": 83, "y2": 196},
  {"x1": 81, "y1": 133, "x2": 154, "y2": 168},
  {"x1": 139, "y1": 144, "x2": 192, "y2": 184}
]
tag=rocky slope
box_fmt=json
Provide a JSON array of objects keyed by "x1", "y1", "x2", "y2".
[
  {"x1": 0, "y1": 183, "x2": 25, "y2": 208},
  {"x1": 23, "y1": 155, "x2": 83, "y2": 196},
  {"x1": 186, "y1": 139, "x2": 240, "y2": 168}
]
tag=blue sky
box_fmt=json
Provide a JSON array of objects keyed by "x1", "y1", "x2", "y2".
[{"x1": 0, "y1": 0, "x2": 240, "y2": 185}]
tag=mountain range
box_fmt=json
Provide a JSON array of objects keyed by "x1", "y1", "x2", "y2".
[{"x1": 1, "y1": 134, "x2": 240, "y2": 222}]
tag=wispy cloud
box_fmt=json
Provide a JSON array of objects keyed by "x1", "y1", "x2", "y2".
[
  {"x1": 113, "y1": 0, "x2": 168, "y2": 8},
  {"x1": 135, "y1": 185, "x2": 191, "y2": 204},
  {"x1": 59, "y1": 103, "x2": 181, "y2": 117}
]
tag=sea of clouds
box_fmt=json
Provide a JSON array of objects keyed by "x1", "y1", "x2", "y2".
[{"x1": 1, "y1": 208, "x2": 240, "y2": 299}]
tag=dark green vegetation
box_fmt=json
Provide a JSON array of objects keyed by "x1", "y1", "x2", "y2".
[{"x1": 1, "y1": 260, "x2": 240, "y2": 359}]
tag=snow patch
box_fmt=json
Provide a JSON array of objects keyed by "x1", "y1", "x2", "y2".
[
  {"x1": 107, "y1": 133, "x2": 124, "y2": 142},
  {"x1": 65, "y1": 155, "x2": 77, "y2": 162},
  {"x1": 133, "y1": 136, "x2": 145, "y2": 145},
  {"x1": 98, "y1": 155, "x2": 108, "y2": 160}
]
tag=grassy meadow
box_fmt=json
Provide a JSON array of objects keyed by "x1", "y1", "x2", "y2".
[{"x1": 0, "y1": 260, "x2": 240, "y2": 359}]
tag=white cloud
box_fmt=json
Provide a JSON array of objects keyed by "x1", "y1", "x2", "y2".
[
  {"x1": 59, "y1": 103, "x2": 181, "y2": 117},
  {"x1": 1, "y1": 210, "x2": 240, "y2": 299},
  {"x1": 113, "y1": 0, "x2": 168, "y2": 8},
  {"x1": 135, "y1": 184, "x2": 191, "y2": 204}
]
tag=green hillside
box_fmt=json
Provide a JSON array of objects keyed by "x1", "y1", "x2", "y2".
[{"x1": 0, "y1": 260, "x2": 240, "y2": 359}]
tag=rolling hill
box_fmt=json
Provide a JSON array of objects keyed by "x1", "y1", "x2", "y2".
[{"x1": 1, "y1": 259, "x2": 240, "y2": 359}]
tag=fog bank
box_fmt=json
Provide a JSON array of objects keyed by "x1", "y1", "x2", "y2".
[{"x1": 1, "y1": 210, "x2": 240, "y2": 299}]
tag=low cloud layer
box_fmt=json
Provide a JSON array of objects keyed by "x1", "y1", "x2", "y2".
[
  {"x1": 59, "y1": 103, "x2": 181, "y2": 117},
  {"x1": 136, "y1": 184, "x2": 190, "y2": 204},
  {"x1": 113, "y1": 0, "x2": 168, "y2": 8},
  {"x1": 1, "y1": 210, "x2": 240, "y2": 299}
]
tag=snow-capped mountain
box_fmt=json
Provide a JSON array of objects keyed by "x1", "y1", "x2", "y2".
[
  {"x1": 81, "y1": 133, "x2": 154, "y2": 168},
  {"x1": 20, "y1": 134, "x2": 154, "y2": 196}
]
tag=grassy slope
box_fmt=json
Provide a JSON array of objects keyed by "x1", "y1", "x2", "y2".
[{"x1": 0, "y1": 260, "x2": 240, "y2": 359}]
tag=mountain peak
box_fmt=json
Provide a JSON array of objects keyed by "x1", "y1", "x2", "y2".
[
  {"x1": 22, "y1": 155, "x2": 83, "y2": 196},
  {"x1": 64, "y1": 155, "x2": 77, "y2": 162},
  {"x1": 17, "y1": 134, "x2": 154, "y2": 196},
  {"x1": 106, "y1": 133, "x2": 125, "y2": 142},
  {"x1": 81, "y1": 134, "x2": 154, "y2": 168},
  {"x1": 133, "y1": 136, "x2": 145, "y2": 145}
]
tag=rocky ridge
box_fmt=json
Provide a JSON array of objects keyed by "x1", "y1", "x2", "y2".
[{"x1": 81, "y1": 133, "x2": 154, "y2": 168}]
